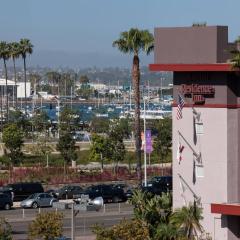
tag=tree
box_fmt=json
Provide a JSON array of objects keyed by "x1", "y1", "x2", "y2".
[
  {"x1": 59, "y1": 107, "x2": 80, "y2": 133},
  {"x1": 90, "y1": 117, "x2": 110, "y2": 134},
  {"x1": 76, "y1": 83, "x2": 93, "y2": 100},
  {"x1": 8, "y1": 109, "x2": 31, "y2": 134},
  {"x1": 0, "y1": 41, "x2": 10, "y2": 121},
  {"x1": 31, "y1": 111, "x2": 49, "y2": 133},
  {"x1": 89, "y1": 134, "x2": 109, "y2": 170},
  {"x1": 19, "y1": 38, "x2": 33, "y2": 108},
  {"x1": 93, "y1": 190, "x2": 207, "y2": 240},
  {"x1": 108, "y1": 122, "x2": 126, "y2": 173},
  {"x1": 28, "y1": 212, "x2": 63, "y2": 240},
  {"x1": 57, "y1": 131, "x2": 77, "y2": 164},
  {"x1": 34, "y1": 133, "x2": 52, "y2": 167},
  {"x1": 79, "y1": 75, "x2": 90, "y2": 84},
  {"x1": 113, "y1": 28, "x2": 154, "y2": 183},
  {"x1": 46, "y1": 71, "x2": 61, "y2": 95},
  {"x1": 230, "y1": 37, "x2": 240, "y2": 70},
  {"x1": 93, "y1": 219, "x2": 150, "y2": 240},
  {"x1": 29, "y1": 73, "x2": 41, "y2": 93},
  {"x1": 9, "y1": 42, "x2": 21, "y2": 107},
  {"x1": 0, "y1": 217, "x2": 12, "y2": 240},
  {"x1": 154, "y1": 118, "x2": 172, "y2": 163},
  {"x1": 171, "y1": 203, "x2": 203, "y2": 239},
  {"x1": 2, "y1": 123, "x2": 24, "y2": 164}
]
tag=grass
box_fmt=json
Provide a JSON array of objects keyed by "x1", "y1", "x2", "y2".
[{"x1": 0, "y1": 149, "x2": 172, "y2": 168}]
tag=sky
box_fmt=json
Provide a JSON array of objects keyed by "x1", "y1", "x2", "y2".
[{"x1": 0, "y1": 0, "x2": 240, "y2": 68}]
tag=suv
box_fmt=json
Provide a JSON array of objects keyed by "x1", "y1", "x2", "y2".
[
  {"x1": 141, "y1": 176, "x2": 172, "y2": 196},
  {"x1": 54, "y1": 185, "x2": 83, "y2": 199},
  {"x1": 150, "y1": 176, "x2": 172, "y2": 191},
  {"x1": 80, "y1": 184, "x2": 126, "y2": 203},
  {"x1": 0, "y1": 193, "x2": 13, "y2": 210},
  {"x1": 3, "y1": 182, "x2": 44, "y2": 201}
]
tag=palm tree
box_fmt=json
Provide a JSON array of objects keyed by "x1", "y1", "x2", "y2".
[
  {"x1": 171, "y1": 202, "x2": 203, "y2": 239},
  {"x1": 155, "y1": 223, "x2": 179, "y2": 240},
  {"x1": 9, "y1": 42, "x2": 21, "y2": 107},
  {"x1": 113, "y1": 28, "x2": 154, "y2": 182},
  {"x1": 0, "y1": 41, "x2": 11, "y2": 122},
  {"x1": 230, "y1": 37, "x2": 240, "y2": 70},
  {"x1": 19, "y1": 38, "x2": 33, "y2": 110}
]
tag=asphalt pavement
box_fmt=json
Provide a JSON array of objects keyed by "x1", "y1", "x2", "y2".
[{"x1": 0, "y1": 202, "x2": 134, "y2": 240}]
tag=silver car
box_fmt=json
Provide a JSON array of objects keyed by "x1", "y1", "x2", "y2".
[{"x1": 20, "y1": 193, "x2": 58, "y2": 209}]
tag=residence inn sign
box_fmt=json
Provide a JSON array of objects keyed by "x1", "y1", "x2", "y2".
[{"x1": 181, "y1": 84, "x2": 215, "y2": 104}]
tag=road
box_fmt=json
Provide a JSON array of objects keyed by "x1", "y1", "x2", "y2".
[{"x1": 0, "y1": 203, "x2": 134, "y2": 240}]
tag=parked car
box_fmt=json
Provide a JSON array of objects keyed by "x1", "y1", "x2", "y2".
[
  {"x1": 3, "y1": 182, "x2": 44, "y2": 201},
  {"x1": 150, "y1": 176, "x2": 172, "y2": 191},
  {"x1": 0, "y1": 188, "x2": 13, "y2": 200},
  {"x1": 0, "y1": 193, "x2": 13, "y2": 210},
  {"x1": 54, "y1": 185, "x2": 83, "y2": 199},
  {"x1": 20, "y1": 193, "x2": 58, "y2": 209},
  {"x1": 141, "y1": 176, "x2": 172, "y2": 196},
  {"x1": 79, "y1": 184, "x2": 127, "y2": 203},
  {"x1": 125, "y1": 177, "x2": 172, "y2": 200}
]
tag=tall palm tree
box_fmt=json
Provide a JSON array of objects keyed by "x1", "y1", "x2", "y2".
[
  {"x1": 0, "y1": 41, "x2": 11, "y2": 122},
  {"x1": 113, "y1": 28, "x2": 154, "y2": 182},
  {"x1": 19, "y1": 39, "x2": 33, "y2": 110},
  {"x1": 171, "y1": 203, "x2": 203, "y2": 239},
  {"x1": 230, "y1": 37, "x2": 240, "y2": 70},
  {"x1": 9, "y1": 42, "x2": 21, "y2": 107}
]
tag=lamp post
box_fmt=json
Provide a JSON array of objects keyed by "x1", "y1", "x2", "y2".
[
  {"x1": 143, "y1": 96, "x2": 147, "y2": 187},
  {"x1": 57, "y1": 99, "x2": 60, "y2": 139}
]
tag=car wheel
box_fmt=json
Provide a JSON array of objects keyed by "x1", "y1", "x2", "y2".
[
  {"x1": 4, "y1": 203, "x2": 11, "y2": 210},
  {"x1": 112, "y1": 196, "x2": 120, "y2": 203},
  {"x1": 32, "y1": 202, "x2": 38, "y2": 209}
]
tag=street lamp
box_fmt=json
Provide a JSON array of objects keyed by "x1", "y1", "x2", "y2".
[
  {"x1": 57, "y1": 98, "x2": 60, "y2": 139},
  {"x1": 143, "y1": 96, "x2": 148, "y2": 187}
]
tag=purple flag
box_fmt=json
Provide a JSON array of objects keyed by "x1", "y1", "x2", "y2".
[{"x1": 146, "y1": 130, "x2": 153, "y2": 154}]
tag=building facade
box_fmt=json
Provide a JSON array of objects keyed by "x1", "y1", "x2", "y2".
[
  {"x1": 0, "y1": 79, "x2": 31, "y2": 99},
  {"x1": 150, "y1": 26, "x2": 240, "y2": 240}
]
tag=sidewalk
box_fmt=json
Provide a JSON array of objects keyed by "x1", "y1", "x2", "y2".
[{"x1": 76, "y1": 236, "x2": 95, "y2": 240}]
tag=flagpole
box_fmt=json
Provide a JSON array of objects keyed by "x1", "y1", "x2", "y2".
[{"x1": 178, "y1": 130, "x2": 199, "y2": 157}]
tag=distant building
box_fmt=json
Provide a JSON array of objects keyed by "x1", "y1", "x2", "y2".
[
  {"x1": 90, "y1": 83, "x2": 107, "y2": 90},
  {"x1": 0, "y1": 79, "x2": 31, "y2": 98},
  {"x1": 17, "y1": 82, "x2": 31, "y2": 98}
]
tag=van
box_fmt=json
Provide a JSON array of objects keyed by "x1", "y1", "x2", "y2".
[{"x1": 3, "y1": 182, "x2": 44, "y2": 201}]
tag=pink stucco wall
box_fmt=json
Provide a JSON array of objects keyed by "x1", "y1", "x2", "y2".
[{"x1": 173, "y1": 106, "x2": 229, "y2": 239}]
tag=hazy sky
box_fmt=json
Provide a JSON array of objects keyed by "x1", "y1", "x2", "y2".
[{"x1": 1, "y1": 0, "x2": 240, "y2": 68}]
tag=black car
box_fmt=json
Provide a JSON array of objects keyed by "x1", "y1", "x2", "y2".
[
  {"x1": 3, "y1": 182, "x2": 44, "y2": 201},
  {"x1": 141, "y1": 176, "x2": 172, "y2": 196},
  {"x1": 0, "y1": 193, "x2": 13, "y2": 210},
  {"x1": 54, "y1": 185, "x2": 83, "y2": 199},
  {"x1": 150, "y1": 176, "x2": 172, "y2": 191},
  {"x1": 79, "y1": 184, "x2": 126, "y2": 203}
]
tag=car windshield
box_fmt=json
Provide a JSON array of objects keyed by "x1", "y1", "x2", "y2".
[
  {"x1": 61, "y1": 186, "x2": 69, "y2": 191},
  {"x1": 27, "y1": 194, "x2": 37, "y2": 199}
]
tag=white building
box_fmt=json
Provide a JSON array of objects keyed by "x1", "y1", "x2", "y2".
[
  {"x1": 17, "y1": 82, "x2": 31, "y2": 98},
  {"x1": 0, "y1": 79, "x2": 31, "y2": 99}
]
